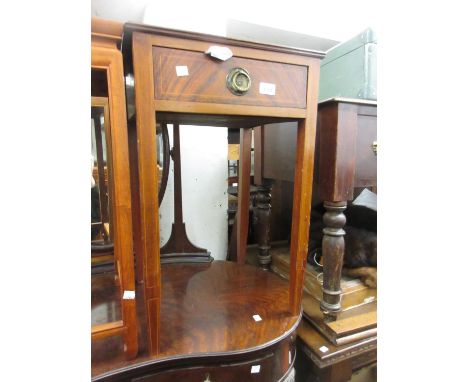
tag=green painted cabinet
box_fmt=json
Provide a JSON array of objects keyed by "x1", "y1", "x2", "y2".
[{"x1": 319, "y1": 28, "x2": 377, "y2": 101}]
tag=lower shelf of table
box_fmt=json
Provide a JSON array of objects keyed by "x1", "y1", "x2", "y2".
[{"x1": 92, "y1": 261, "x2": 301, "y2": 381}]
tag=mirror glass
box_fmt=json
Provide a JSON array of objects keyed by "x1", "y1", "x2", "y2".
[
  {"x1": 91, "y1": 68, "x2": 121, "y2": 326},
  {"x1": 91, "y1": 102, "x2": 112, "y2": 244},
  {"x1": 156, "y1": 122, "x2": 170, "y2": 204}
]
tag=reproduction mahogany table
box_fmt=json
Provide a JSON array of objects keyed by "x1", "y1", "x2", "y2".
[
  {"x1": 92, "y1": 18, "x2": 325, "y2": 381},
  {"x1": 314, "y1": 98, "x2": 377, "y2": 315}
]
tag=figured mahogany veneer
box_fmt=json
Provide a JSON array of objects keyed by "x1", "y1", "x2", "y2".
[
  {"x1": 92, "y1": 262, "x2": 298, "y2": 381},
  {"x1": 159, "y1": 262, "x2": 298, "y2": 355},
  {"x1": 152, "y1": 46, "x2": 308, "y2": 108}
]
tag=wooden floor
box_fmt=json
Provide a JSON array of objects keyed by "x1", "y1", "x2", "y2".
[{"x1": 91, "y1": 260, "x2": 301, "y2": 379}]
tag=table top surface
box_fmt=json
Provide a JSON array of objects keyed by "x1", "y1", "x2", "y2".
[
  {"x1": 319, "y1": 97, "x2": 378, "y2": 106},
  {"x1": 92, "y1": 261, "x2": 300, "y2": 379},
  {"x1": 123, "y1": 22, "x2": 327, "y2": 59}
]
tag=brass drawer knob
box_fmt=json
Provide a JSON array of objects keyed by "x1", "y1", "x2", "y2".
[{"x1": 226, "y1": 67, "x2": 251, "y2": 96}]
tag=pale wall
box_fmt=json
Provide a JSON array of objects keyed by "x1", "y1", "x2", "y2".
[{"x1": 159, "y1": 125, "x2": 228, "y2": 260}]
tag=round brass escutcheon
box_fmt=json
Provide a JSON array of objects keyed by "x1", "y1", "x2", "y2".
[{"x1": 226, "y1": 67, "x2": 251, "y2": 96}]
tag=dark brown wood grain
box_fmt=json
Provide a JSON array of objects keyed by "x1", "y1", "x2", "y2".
[
  {"x1": 153, "y1": 46, "x2": 308, "y2": 108},
  {"x1": 296, "y1": 320, "x2": 376, "y2": 382},
  {"x1": 315, "y1": 99, "x2": 377, "y2": 315},
  {"x1": 263, "y1": 122, "x2": 298, "y2": 182},
  {"x1": 236, "y1": 128, "x2": 252, "y2": 264},
  {"x1": 320, "y1": 201, "x2": 347, "y2": 314},
  {"x1": 289, "y1": 58, "x2": 321, "y2": 315},
  {"x1": 159, "y1": 262, "x2": 298, "y2": 356},
  {"x1": 354, "y1": 105, "x2": 377, "y2": 189},
  {"x1": 127, "y1": 115, "x2": 144, "y2": 284},
  {"x1": 253, "y1": 185, "x2": 273, "y2": 269},
  {"x1": 93, "y1": 338, "x2": 294, "y2": 382},
  {"x1": 317, "y1": 102, "x2": 358, "y2": 202},
  {"x1": 156, "y1": 112, "x2": 297, "y2": 129},
  {"x1": 91, "y1": 262, "x2": 300, "y2": 381},
  {"x1": 253, "y1": 125, "x2": 264, "y2": 185}
]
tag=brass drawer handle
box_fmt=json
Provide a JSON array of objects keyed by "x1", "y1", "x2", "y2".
[
  {"x1": 372, "y1": 141, "x2": 377, "y2": 155},
  {"x1": 226, "y1": 67, "x2": 251, "y2": 96},
  {"x1": 204, "y1": 373, "x2": 212, "y2": 382}
]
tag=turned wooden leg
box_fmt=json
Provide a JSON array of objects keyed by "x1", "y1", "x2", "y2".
[
  {"x1": 254, "y1": 184, "x2": 272, "y2": 269},
  {"x1": 320, "y1": 201, "x2": 347, "y2": 315}
]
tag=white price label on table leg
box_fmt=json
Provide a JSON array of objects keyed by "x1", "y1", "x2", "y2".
[{"x1": 123, "y1": 290, "x2": 135, "y2": 300}]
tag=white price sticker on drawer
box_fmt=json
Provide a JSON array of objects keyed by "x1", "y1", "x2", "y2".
[
  {"x1": 175, "y1": 65, "x2": 189, "y2": 77},
  {"x1": 259, "y1": 82, "x2": 276, "y2": 95}
]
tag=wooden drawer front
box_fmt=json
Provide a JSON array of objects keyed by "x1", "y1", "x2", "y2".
[
  {"x1": 153, "y1": 46, "x2": 308, "y2": 109},
  {"x1": 354, "y1": 112, "x2": 377, "y2": 188},
  {"x1": 133, "y1": 354, "x2": 278, "y2": 382}
]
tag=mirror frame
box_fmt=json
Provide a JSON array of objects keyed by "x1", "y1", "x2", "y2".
[{"x1": 91, "y1": 36, "x2": 138, "y2": 359}]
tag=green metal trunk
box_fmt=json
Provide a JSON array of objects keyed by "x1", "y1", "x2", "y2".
[{"x1": 319, "y1": 28, "x2": 377, "y2": 101}]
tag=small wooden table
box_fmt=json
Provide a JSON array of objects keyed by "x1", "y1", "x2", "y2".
[
  {"x1": 92, "y1": 19, "x2": 325, "y2": 381},
  {"x1": 315, "y1": 98, "x2": 377, "y2": 315}
]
